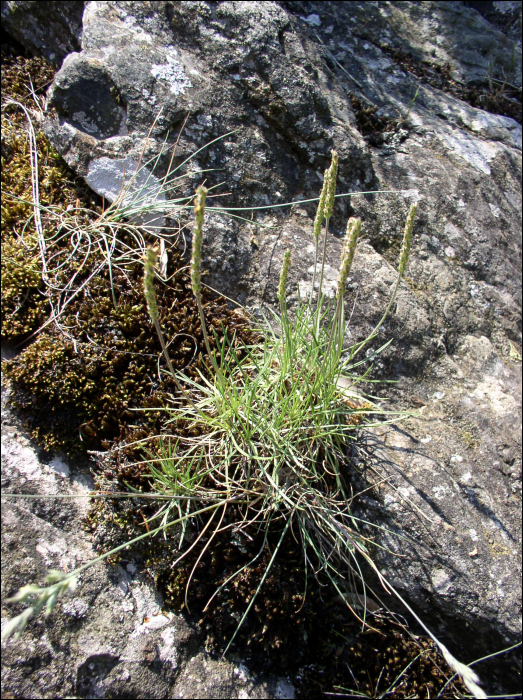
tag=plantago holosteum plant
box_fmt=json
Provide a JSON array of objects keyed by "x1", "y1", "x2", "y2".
[
  {"x1": 321, "y1": 217, "x2": 362, "y2": 377},
  {"x1": 143, "y1": 245, "x2": 196, "y2": 408},
  {"x1": 191, "y1": 187, "x2": 213, "y2": 363},
  {"x1": 190, "y1": 185, "x2": 226, "y2": 388},
  {"x1": 317, "y1": 150, "x2": 338, "y2": 318},
  {"x1": 310, "y1": 167, "x2": 330, "y2": 304},
  {"x1": 277, "y1": 249, "x2": 291, "y2": 308},
  {"x1": 350, "y1": 202, "x2": 417, "y2": 363},
  {"x1": 338, "y1": 217, "x2": 361, "y2": 300}
]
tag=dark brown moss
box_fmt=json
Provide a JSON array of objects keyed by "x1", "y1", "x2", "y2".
[
  {"x1": 348, "y1": 92, "x2": 400, "y2": 145},
  {"x1": 4, "y1": 257, "x2": 254, "y2": 453},
  {"x1": 2, "y1": 52, "x2": 255, "y2": 452},
  {"x1": 1, "y1": 233, "x2": 49, "y2": 340},
  {"x1": 1, "y1": 53, "x2": 55, "y2": 106}
]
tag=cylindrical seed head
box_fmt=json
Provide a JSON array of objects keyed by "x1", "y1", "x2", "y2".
[
  {"x1": 191, "y1": 186, "x2": 207, "y2": 297},
  {"x1": 324, "y1": 150, "x2": 338, "y2": 220},
  {"x1": 398, "y1": 203, "x2": 417, "y2": 277},
  {"x1": 278, "y1": 249, "x2": 291, "y2": 303},
  {"x1": 313, "y1": 168, "x2": 330, "y2": 239},
  {"x1": 144, "y1": 246, "x2": 159, "y2": 322},
  {"x1": 337, "y1": 218, "x2": 361, "y2": 299}
]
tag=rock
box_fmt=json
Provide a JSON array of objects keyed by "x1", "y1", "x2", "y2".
[
  {"x1": 1, "y1": 1, "x2": 84, "y2": 66},
  {"x1": 464, "y1": 1, "x2": 522, "y2": 48},
  {"x1": 84, "y1": 156, "x2": 169, "y2": 233},
  {"x1": 2, "y1": 0, "x2": 522, "y2": 695}
]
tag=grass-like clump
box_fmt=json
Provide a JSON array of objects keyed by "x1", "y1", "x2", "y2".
[{"x1": 139, "y1": 165, "x2": 418, "y2": 647}]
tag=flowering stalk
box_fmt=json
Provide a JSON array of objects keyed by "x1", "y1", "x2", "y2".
[
  {"x1": 3, "y1": 499, "x2": 229, "y2": 643},
  {"x1": 310, "y1": 168, "x2": 330, "y2": 305},
  {"x1": 322, "y1": 218, "x2": 361, "y2": 376},
  {"x1": 398, "y1": 203, "x2": 416, "y2": 277},
  {"x1": 2, "y1": 571, "x2": 77, "y2": 642},
  {"x1": 144, "y1": 247, "x2": 160, "y2": 322},
  {"x1": 336, "y1": 217, "x2": 361, "y2": 301},
  {"x1": 278, "y1": 249, "x2": 292, "y2": 365},
  {"x1": 352, "y1": 203, "x2": 417, "y2": 359},
  {"x1": 317, "y1": 150, "x2": 338, "y2": 322},
  {"x1": 144, "y1": 246, "x2": 195, "y2": 404},
  {"x1": 191, "y1": 187, "x2": 205, "y2": 301},
  {"x1": 278, "y1": 249, "x2": 291, "y2": 307},
  {"x1": 323, "y1": 152, "x2": 338, "y2": 222},
  {"x1": 191, "y1": 186, "x2": 221, "y2": 378}
]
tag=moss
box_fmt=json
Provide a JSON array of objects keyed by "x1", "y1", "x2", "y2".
[
  {"x1": 2, "y1": 55, "x2": 258, "y2": 455},
  {"x1": 367, "y1": 231, "x2": 402, "y2": 263},
  {"x1": 461, "y1": 430, "x2": 479, "y2": 450},
  {"x1": 348, "y1": 92, "x2": 399, "y2": 145},
  {"x1": 402, "y1": 274, "x2": 426, "y2": 298},
  {"x1": 1, "y1": 54, "x2": 55, "y2": 106},
  {"x1": 4, "y1": 257, "x2": 253, "y2": 453},
  {"x1": 1, "y1": 53, "x2": 101, "y2": 343},
  {"x1": 1, "y1": 233, "x2": 48, "y2": 341}
]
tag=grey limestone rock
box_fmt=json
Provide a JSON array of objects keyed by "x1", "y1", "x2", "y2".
[{"x1": 1, "y1": 0, "x2": 84, "y2": 66}]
